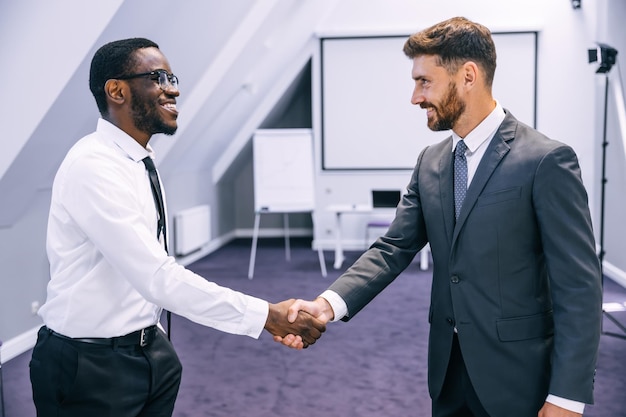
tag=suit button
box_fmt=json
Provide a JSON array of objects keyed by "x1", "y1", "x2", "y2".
[
  {"x1": 446, "y1": 317, "x2": 455, "y2": 326},
  {"x1": 450, "y1": 275, "x2": 460, "y2": 283}
]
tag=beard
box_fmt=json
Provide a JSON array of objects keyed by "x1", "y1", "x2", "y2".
[
  {"x1": 129, "y1": 86, "x2": 178, "y2": 136},
  {"x1": 422, "y1": 81, "x2": 466, "y2": 131}
]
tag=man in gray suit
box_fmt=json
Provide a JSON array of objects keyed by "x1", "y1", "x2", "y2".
[{"x1": 277, "y1": 17, "x2": 602, "y2": 417}]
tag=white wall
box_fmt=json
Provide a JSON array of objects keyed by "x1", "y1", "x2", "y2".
[
  {"x1": 0, "y1": 0, "x2": 123, "y2": 180},
  {"x1": 310, "y1": 0, "x2": 600, "y2": 251}
]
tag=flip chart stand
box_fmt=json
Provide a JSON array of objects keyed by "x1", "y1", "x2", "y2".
[
  {"x1": 248, "y1": 209, "x2": 327, "y2": 279},
  {"x1": 248, "y1": 129, "x2": 327, "y2": 279}
]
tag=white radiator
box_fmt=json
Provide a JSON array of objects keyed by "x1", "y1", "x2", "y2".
[{"x1": 174, "y1": 205, "x2": 211, "y2": 256}]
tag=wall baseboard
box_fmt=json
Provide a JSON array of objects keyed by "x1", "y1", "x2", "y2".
[
  {"x1": 234, "y1": 227, "x2": 312, "y2": 239},
  {"x1": 175, "y1": 231, "x2": 236, "y2": 266},
  {"x1": 1, "y1": 325, "x2": 39, "y2": 364},
  {"x1": 603, "y1": 260, "x2": 626, "y2": 289}
]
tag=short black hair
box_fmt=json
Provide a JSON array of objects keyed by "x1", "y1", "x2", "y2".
[{"x1": 89, "y1": 38, "x2": 159, "y2": 116}]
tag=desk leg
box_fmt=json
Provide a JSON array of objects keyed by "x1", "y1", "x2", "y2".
[
  {"x1": 317, "y1": 246, "x2": 327, "y2": 277},
  {"x1": 420, "y1": 243, "x2": 430, "y2": 271},
  {"x1": 283, "y1": 213, "x2": 290, "y2": 262},
  {"x1": 333, "y1": 212, "x2": 344, "y2": 269},
  {"x1": 248, "y1": 213, "x2": 261, "y2": 279}
]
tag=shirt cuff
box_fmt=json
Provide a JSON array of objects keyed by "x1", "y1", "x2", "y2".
[
  {"x1": 546, "y1": 394, "x2": 585, "y2": 414},
  {"x1": 244, "y1": 297, "x2": 270, "y2": 339},
  {"x1": 319, "y1": 290, "x2": 348, "y2": 322}
]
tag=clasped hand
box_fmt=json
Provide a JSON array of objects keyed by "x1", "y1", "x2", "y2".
[
  {"x1": 267, "y1": 297, "x2": 334, "y2": 350},
  {"x1": 265, "y1": 299, "x2": 327, "y2": 349}
]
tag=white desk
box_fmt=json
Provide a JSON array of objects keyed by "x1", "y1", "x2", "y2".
[
  {"x1": 326, "y1": 204, "x2": 373, "y2": 269},
  {"x1": 325, "y1": 204, "x2": 430, "y2": 270}
]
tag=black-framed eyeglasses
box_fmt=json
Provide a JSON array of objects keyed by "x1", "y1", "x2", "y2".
[{"x1": 117, "y1": 69, "x2": 179, "y2": 91}]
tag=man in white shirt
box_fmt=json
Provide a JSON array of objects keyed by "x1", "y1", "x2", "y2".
[
  {"x1": 30, "y1": 38, "x2": 324, "y2": 417},
  {"x1": 277, "y1": 17, "x2": 602, "y2": 417}
]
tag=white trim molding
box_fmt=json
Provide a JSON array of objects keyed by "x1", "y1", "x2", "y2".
[
  {"x1": 1, "y1": 325, "x2": 39, "y2": 364},
  {"x1": 603, "y1": 260, "x2": 626, "y2": 289}
]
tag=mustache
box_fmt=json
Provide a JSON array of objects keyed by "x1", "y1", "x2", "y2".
[{"x1": 420, "y1": 102, "x2": 434, "y2": 110}]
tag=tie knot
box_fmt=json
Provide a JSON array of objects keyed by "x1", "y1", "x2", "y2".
[
  {"x1": 455, "y1": 140, "x2": 468, "y2": 157},
  {"x1": 142, "y1": 156, "x2": 156, "y2": 172}
]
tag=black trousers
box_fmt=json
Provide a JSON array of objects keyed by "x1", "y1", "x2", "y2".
[
  {"x1": 30, "y1": 326, "x2": 182, "y2": 417},
  {"x1": 432, "y1": 334, "x2": 490, "y2": 417}
]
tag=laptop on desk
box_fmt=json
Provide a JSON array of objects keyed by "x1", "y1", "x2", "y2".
[{"x1": 371, "y1": 189, "x2": 402, "y2": 209}]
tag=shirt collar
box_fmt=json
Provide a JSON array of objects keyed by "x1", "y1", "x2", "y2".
[
  {"x1": 96, "y1": 118, "x2": 154, "y2": 162},
  {"x1": 452, "y1": 101, "x2": 506, "y2": 153}
]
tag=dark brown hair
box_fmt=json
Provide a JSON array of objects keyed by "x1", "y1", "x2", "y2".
[{"x1": 403, "y1": 17, "x2": 497, "y2": 87}]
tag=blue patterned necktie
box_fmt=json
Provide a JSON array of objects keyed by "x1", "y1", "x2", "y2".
[{"x1": 454, "y1": 140, "x2": 468, "y2": 220}]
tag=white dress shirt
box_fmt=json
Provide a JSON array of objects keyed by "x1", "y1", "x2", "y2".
[
  {"x1": 320, "y1": 102, "x2": 584, "y2": 414},
  {"x1": 40, "y1": 118, "x2": 268, "y2": 339}
]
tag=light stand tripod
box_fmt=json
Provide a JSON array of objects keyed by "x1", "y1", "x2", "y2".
[{"x1": 589, "y1": 43, "x2": 626, "y2": 340}]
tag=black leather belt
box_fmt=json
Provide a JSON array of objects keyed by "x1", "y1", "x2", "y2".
[{"x1": 47, "y1": 325, "x2": 157, "y2": 347}]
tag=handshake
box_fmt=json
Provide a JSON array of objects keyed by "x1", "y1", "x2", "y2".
[{"x1": 264, "y1": 297, "x2": 334, "y2": 350}]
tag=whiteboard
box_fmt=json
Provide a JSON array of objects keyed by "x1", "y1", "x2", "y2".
[
  {"x1": 252, "y1": 129, "x2": 315, "y2": 213},
  {"x1": 321, "y1": 32, "x2": 537, "y2": 170}
]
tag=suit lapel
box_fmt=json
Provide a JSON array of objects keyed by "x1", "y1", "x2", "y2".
[{"x1": 452, "y1": 114, "x2": 517, "y2": 243}]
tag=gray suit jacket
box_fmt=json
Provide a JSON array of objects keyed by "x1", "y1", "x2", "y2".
[{"x1": 328, "y1": 111, "x2": 602, "y2": 416}]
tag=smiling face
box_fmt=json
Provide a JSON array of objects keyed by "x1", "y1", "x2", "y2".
[
  {"x1": 410, "y1": 55, "x2": 466, "y2": 132},
  {"x1": 125, "y1": 47, "x2": 180, "y2": 137}
]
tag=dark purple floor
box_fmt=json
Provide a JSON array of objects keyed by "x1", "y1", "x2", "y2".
[{"x1": 3, "y1": 238, "x2": 626, "y2": 416}]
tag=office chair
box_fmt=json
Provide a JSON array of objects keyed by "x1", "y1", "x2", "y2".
[{"x1": 365, "y1": 190, "x2": 400, "y2": 245}]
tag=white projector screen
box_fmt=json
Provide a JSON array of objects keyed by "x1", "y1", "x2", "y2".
[{"x1": 321, "y1": 32, "x2": 537, "y2": 170}]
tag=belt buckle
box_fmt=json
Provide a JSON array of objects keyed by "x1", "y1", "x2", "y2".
[{"x1": 140, "y1": 328, "x2": 147, "y2": 347}]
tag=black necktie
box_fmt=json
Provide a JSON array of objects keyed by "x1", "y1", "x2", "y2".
[
  {"x1": 142, "y1": 157, "x2": 168, "y2": 252},
  {"x1": 142, "y1": 156, "x2": 172, "y2": 339}
]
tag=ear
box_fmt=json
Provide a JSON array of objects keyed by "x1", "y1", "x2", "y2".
[
  {"x1": 461, "y1": 61, "x2": 480, "y2": 88},
  {"x1": 104, "y1": 79, "x2": 127, "y2": 106}
]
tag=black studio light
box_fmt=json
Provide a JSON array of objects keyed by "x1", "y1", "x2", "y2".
[
  {"x1": 588, "y1": 41, "x2": 626, "y2": 340},
  {"x1": 588, "y1": 43, "x2": 618, "y2": 73}
]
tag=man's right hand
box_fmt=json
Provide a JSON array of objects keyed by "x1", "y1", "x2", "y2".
[
  {"x1": 264, "y1": 299, "x2": 326, "y2": 349},
  {"x1": 273, "y1": 297, "x2": 335, "y2": 348}
]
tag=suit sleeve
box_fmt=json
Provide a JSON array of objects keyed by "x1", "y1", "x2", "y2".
[
  {"x1": 327, "y1": 147, "x2": 430, "y2": 320},
  {"x1": 532, "y1": 145, "x2": 602, "y2": 403}
]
